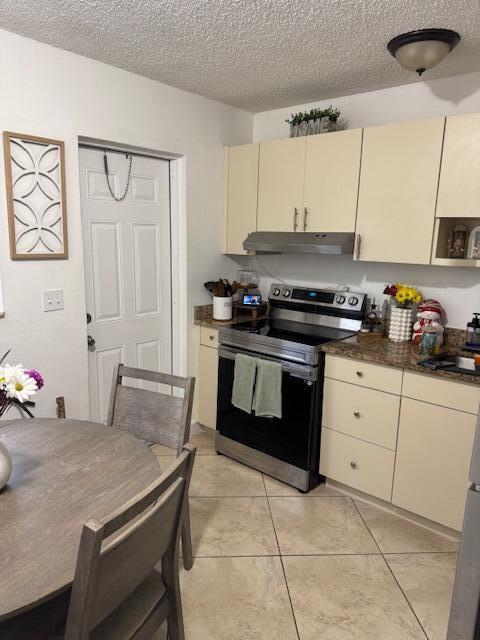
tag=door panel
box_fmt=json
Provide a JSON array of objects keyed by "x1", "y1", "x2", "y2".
[
  {"x1": 392, "y1": 397, "x2": 476, "y2": 530},
  {"x1": 257, "y1": 137, "x2": 306, "y2": 232},
  {"x1": 80, "y1": 148, "x2": 172, "y2": 422},
  {"x1": 437, "y1": 113, "x2": 480, "y2": 218},
  {"x1": 355, "y1": 117, "x2": 445, "y2": 264},
  {"x1": 304, "y1": 129, "x2": 362, "y2": 232}
]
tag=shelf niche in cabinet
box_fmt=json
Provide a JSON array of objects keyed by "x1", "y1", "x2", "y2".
[{"x1": 432, "y1": 217, "x2": 480, "y2": 267}]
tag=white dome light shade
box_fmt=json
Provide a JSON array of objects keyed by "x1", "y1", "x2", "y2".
[{"x1": 388, "y1": 29, "x2": 460, "y2": 76}]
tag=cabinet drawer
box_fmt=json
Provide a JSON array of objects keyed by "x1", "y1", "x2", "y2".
[
  {"x1": 325, "y1": 354, "x2": 402, "y2": 394},
  {"x1": 322, "y1": 379, "x2": 400, "y2": 450},
  {"x1": 320, "y1": 428, "x2": 395, "y2": 501},
  {"x1": 402, "y1": 371, "x2": 480, "y2": 414},
  {"x1": 200, "y1": 327, "x2": 219, "y2": 349}
]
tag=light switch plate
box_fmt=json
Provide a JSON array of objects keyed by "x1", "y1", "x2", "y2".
[{"x1": 42, "y1": 289, "x2": 64, "y2": 312}]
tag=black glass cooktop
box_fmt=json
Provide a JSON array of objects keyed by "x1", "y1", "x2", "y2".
[{"x1": 230, "y1": 319, "x2": 356, "y2": 347}]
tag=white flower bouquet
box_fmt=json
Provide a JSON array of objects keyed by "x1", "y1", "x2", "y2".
[{"x1": 0, "y1": 349, "x2": 44, "y2": 418}]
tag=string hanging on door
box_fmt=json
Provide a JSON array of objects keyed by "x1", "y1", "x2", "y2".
[{"x1": 103, "y1": 150, "x2": 133, "y2": 201}]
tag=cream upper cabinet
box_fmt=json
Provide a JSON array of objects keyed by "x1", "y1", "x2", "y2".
[
  {"x1": 437, "y1": 113, "x2": 480, "y2": 218},
  {"x1": 224, "y1": 143, "x2": 259, "y2": 254},
  {"x1": 303, "y1": 129, "x2": 362, "y2": 232},
  {"x1": 257, "y1": 137, "x2": 306, "y2": 232},
  {"x1": 355, "y1": 117, "x2": 445, "y2": 264}
]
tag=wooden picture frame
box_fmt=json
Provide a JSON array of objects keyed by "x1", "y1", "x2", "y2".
[{"x1": 3, "y1": 131, "x2": 68, "y2": 259}]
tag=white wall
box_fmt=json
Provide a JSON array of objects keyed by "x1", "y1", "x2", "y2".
[
  {"x1": 0, "y1": 29, "x2": 252, "y2": 419},
  {"x1": 252, "y1": 71, "x2": 480, "y2": 329}
]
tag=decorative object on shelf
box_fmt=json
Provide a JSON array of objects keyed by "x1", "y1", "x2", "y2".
[
  {"x1": 467, "y1": 226, "x2": 480, "y2": 259},
  {"x1": 447, "y1": 223, "x2": 468, "y2": 259},
  {"x1": 0, "y1": 352, "x2": 44, "y2": 490},
  {"x1": 384, "y1": 283, "x2": 422, "y2": 342},
  {"x1": 3, "y1": 131, "x2": 68, "y2": 260},
  {"x1": 387, "y1": 28, "x2": 460, "y2": 76},
  {"x1": 286, "y1": 106, "x2": 341, "y2": 138},
  {"x1": 412, "y1": 299, "x2": 445, "y2": 350}
]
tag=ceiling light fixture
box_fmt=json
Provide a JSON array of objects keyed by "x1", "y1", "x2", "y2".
[{"x1": 387, "y1": 28, "x2": 460, "y2": 76}]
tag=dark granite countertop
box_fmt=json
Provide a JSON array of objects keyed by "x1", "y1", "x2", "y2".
[
  {"x1": 194, "y1": 304, "x2": 267, "y2": 329},
  {"x1": 322, "y1": 330, "x2": 480, "y2": 387}
]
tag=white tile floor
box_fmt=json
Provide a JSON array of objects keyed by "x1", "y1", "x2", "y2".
[{"x1": 152, "y1": 428, "x2": 458, "y2": 640}]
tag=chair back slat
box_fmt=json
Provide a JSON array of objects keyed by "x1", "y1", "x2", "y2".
[
  {"x1": 65, "y1": 445, "x2": 196, "y2": 640},
  {"x1": 90, "y1": 478, "x2": 183, "y2": 628},
  {"x1": 107, "y1": 364, "x2": 195, "y2": 455}
]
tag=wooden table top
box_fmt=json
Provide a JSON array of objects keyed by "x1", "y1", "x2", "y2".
[{"x1": 0, "y1": 418, "x2": 161, "y2": 622}]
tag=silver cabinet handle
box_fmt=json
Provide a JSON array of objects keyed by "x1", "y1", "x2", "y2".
[
  {"x1": 350, "y1": 461, "x2": 358, "y2": 469},
  {"x1": 355, "y1": 233, "x2": 362, "y2": 260},
  {"x1": 353, "y1": 411, "x2": 361, "y2": 418},
  {"x1": 293, "y1": 207, "x2": 299, "y2": 232},
  {"x1": 356, "y1": 371, "x2": 363, "y2": 378},
  {"x1": 303, "y1": 207, "x2": 308, "y2": 231}
]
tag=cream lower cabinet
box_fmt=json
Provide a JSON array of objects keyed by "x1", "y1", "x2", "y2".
[
  {"x1": 392, "y1": 398, "x2": 476, "y2": 531},
  {"x1": 196, "y1": 327, "x2": 219, "y2": 430},
  {"x1": 355, "y1": 117, "x2": 445, "y2": 264}
]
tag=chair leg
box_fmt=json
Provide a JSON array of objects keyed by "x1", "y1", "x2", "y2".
[
  {"x1": 181, "y1": 505, "x2": 194, "y2": 571},
  {"x1": 163, "y1": 550, "x2": 185, "y2": 640}
]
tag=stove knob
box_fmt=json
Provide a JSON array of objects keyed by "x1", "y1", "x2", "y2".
[
  {"x1": 336, "y1": 295, "x2": 346, "y2": 304},
  {"x1": 348, "y1": 296, "x2": 359, "y2": 306},
  {"x1": 273, "y1": 288, "x2": 281, "y2": 296},
  {"x1": 283, "y1": 289, "x2": 291, "y2": 297}
]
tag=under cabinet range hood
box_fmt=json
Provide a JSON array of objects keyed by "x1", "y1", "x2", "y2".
[{"x1": 243, "y1": 232, "x2": 355, "y2": 255}]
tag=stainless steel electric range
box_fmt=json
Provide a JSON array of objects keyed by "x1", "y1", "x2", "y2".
[{"x1": 215, "y1": 283, "x2": 367, "y2": 492}]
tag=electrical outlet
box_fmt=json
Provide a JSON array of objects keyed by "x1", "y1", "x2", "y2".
[{"x1": 42, "y1": 289, "x2": 64, "y2": 312}]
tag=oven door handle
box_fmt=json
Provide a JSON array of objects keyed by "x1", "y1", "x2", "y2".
[{"x1": 218, "y1": 346, "x2": 318, "y2": 381}]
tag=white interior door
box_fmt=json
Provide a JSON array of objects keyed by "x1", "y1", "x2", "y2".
[{"x1": 79, "y1": 147, "x2": 172, "y2": 422}]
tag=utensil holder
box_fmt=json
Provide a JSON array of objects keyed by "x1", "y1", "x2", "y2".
[{"x1": 213, "y1": 296, "x2": 232, "y2": 321}]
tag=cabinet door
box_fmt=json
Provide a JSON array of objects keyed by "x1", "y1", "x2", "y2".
[
  {"x1": 355, "y1": 118, "x2": 445, "y2": 264},
  {"x1": 392, "y1": 398, "x2": 476, "y2": 531},
  {"x1": 197, "y1": 345, "x2": 219, "y2": 429},
  {"x1": 224, "y1": 144, "x2": 259, "y2": 254},
  {"x1": 303, "y1": 129, "x2": 362, "y2": 232},
  {"x1": 437, "y1": 113, "x2": 480, "y2": 218},
  {"x1": 257, "y1": 137, "x2": 306, "y2": 232}
]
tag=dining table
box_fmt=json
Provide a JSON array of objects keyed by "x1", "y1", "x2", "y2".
[{"x1": 0, "y1": 418, "x2": 161, "y2": 622}]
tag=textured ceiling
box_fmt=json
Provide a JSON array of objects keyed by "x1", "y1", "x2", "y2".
[{"x1": 1, "y1": 0, "x2": 479, "y2": 112}]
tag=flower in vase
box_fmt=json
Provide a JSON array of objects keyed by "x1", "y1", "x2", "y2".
[
  {"x1": 26, "y1": 369, "x2": 44, "y2": 390},
  {"x1": 6, "y1": 371, "x2": 38, "y2": 403}
]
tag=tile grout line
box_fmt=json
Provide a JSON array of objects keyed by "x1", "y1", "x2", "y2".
[
  {"x1": 352, "y1": 500, "x2": 430, "y2": 640},
  {"x1": 262, "y1": 474, "x2": 302, "y2": 640}
]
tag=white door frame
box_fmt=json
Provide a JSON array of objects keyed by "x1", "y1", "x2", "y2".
[{"x1": 78, "y1": 136, "x2": 187, "y2": 413}]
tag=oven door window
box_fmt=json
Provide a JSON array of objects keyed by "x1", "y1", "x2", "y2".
[{"x1": 216, "y1": 355, "x2": 318, "y2": 470}]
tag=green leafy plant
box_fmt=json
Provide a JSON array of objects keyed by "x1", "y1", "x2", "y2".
[{"x1": 285, "y1": 105, "x2": 341, "y2": 125}]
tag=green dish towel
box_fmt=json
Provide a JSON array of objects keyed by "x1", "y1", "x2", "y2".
[
  {"x1": 232, "y1": 353, "x2": 257, "y2": 414},
  {"x1": 253, "y1": 358, "x2": 282, "y2": 419}
]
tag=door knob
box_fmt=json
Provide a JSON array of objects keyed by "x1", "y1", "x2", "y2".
[{"x1": 87, "y1": 335, "x2": 96, "y2": 348}]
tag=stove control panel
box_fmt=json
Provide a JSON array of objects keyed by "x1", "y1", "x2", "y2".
[{"x1": 269, "y1": 283, "x2": 366, "y2": 312}]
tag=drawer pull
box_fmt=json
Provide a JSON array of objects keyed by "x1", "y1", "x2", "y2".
[
  {"x1": 353, "y1": 411, "x2": 361, "y2": 418},
  {"x1": 350, "y1": 461, "x2": 358, "y2": 469},
  {"x1": 356, "y1": 371, "x2": 364, "y2": 378},
  {"x1": 209, "y1": 335, "x2": 215, "y2": 341}
]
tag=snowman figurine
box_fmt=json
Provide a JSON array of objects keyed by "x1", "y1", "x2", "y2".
[{"x1": 412, "y1": 299, "x2": 445, "y2": 349}]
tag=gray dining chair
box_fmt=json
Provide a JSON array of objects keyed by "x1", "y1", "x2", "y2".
[
  {"x1": 106, "y1": 363, "x2": 196, "y2": 571},
  {"x1": 0, "y1": 444, "x2": 196, "y2": 640}
]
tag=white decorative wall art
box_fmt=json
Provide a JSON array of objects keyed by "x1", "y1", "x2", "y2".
[{"x1": 3, "y1": 131, "x2": 68, "y2": 259}]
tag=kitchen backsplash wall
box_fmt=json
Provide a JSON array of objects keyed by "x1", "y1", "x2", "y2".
[{"x1": 244, "y1": 253, "x2": 479, "y2": 330}]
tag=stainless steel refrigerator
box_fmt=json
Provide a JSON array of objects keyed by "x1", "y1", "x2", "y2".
[{"x1": 448, "y1": 413, "x2": 480, "y2": 640}]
